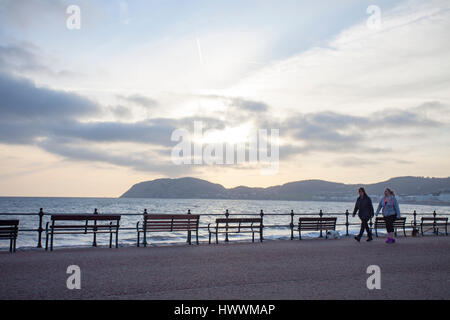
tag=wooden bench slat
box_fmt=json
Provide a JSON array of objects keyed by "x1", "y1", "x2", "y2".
[
  {"x1": 145, "y1": 214, "x2": 200, "y2": 220},
  {"x1": 145, "y1": 224, "x2": 198, "y2": 228},
  {"x1": 215, "y1": 218, "x2": 262, "y2": 223},
  {"x1": 0, "y1": 219, "x2": 19, "y2": 253},
  {"x1": 0, "y1": 220, "x2": 20, "y2": 226},
  {"x1": 51, "y1": 224, "x2": 120, "y2": 228},
  {"x1": 145, "y1": 228, "x2": 198, "y2": 232},
  {"x1": 50, "y1": 231, "x2": 120, "y2": 236},
  {"x1": 0, "y1": 226, "x2": 19, "y2": 230},
  {"x1": 51, "y1": 214, "x2": 121, "y2": 221},
  {"x1": 143, "y1": 221, "x2": 197, "y2": 224},
  {"x1": 298, "y1": 217, "x2": 336, "y2": 221}
]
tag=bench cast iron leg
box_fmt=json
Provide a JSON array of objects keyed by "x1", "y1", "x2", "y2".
[
  {"x1": 50, "y1": 230, "x2": 54, "y2": 251},
  {"x1": 116, "y1": 227, "x2": 119, "y2": 248},
  {"x1": 137, "y1": 230, "x2": 140, "y2": 247},
  {"x1": 143, "y1": 229, "x2": 147, "y2": 247}
]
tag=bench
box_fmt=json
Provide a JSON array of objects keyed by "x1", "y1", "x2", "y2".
[
  {"x1": 420, "y1": 217, "x2": 448, "y2": 236},
  {"x1": 136, "y1": 214, "x2": 200, "y2": 247},
  {"x1": 208, "y1": 218, "x2": 262, "y2": 244},
  {"x1": 45, "y1": 214, "x2": 121, "y2": 251},
  {"x1": 0, "y1": 220, "x2": 19, "y2": 252},
  {"x1": 374, "y1": 217, "x2": 406, "y2": 237},
  {"x1": 298, "y1": 217, "x2": 337, "y2": 239}
]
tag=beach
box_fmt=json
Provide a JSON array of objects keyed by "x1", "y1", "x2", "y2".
[{"x1": 1, "y1": 236, "x2": 449, "y2": 300}]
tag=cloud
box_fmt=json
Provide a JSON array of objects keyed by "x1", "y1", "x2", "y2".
[
  {"x1": 329, "y1": 157, "x2": 379, "y2": 167},
  {"x1": 117, "y1": 94, "x2": 158, "y2": 108},
  {"x1": 37, "y1": 138, "x2": 194, "y2": 176},
  {"x1": 0, "y1": 42, "x2": 83, "y2": 82},
  {"x1": 0, "y1": 71, "x2": 99, "y2": 121},
  {"x1": 0, "y1": 0, "x2": 66, "y2": 31},
  {"x1": 0, "y1": 43, "x2": 42, "y2": 74},
  {"x1": 372, "y1": 105, "x2": 442, "y2": 128},
  {"x1": 279, "y1": 103, "x2": 448, "y2": 158},
  {"x1": 47, "y1": 119, "x2": 180, "y2": 146},
  {"x1": 0, "y1": 120, "x2": 47, "y2": 144},
  {"x1": 230, "y1": 98, "x2": 268, "y2": 113},
  {"x1": 109, "y1": 105, "x2": 133, "y2": 119},
  {"x1": 0, "y1": 70, "x2": 229, "y2": 173}
]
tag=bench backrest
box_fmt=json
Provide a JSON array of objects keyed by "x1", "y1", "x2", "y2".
[
  {"x1": 0, "y1": 220, "x2": 19, "y2": 238},
  {"x1": 215, "y1": 218, "x2": 262, "y2": 225},
  {"x1": 51, "y1": 214, "x2": 121, "y2": 221},
  {"x1": 298, "y1": 217, "x2": 337, "y2": 230},
  {"x1": 375, "y1": 217, "x2": 406, "y2": 227},
  {"x1": 0, "y1": 220, "x2": 19, "y2": 226},
  {"x1": 143, "y1": 214, "x2": 200, "y2": 231},
  {"x1": 421, "y1": 217, "x2": 448, "y2": 223}
]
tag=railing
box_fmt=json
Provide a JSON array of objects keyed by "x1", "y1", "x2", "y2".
[{"x1": 0, "y1": 208, "x2": 449, "y2": 248}]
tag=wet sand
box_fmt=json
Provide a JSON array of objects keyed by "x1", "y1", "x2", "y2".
[{"x1": 0, "y1": 236, "x2": 449, "y2": 300}]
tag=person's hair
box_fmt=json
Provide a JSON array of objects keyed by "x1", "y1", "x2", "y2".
[
  {"x1": 385, "y1": 188, "x2": 395, "y2": 196},
  {"x1": 358, "y1": 187, "x2": 367, "y2": 197}
]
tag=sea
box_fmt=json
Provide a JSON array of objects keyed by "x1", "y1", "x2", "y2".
[{"x1": 1, "y1": 197, "x2": 449, "y2": 250}]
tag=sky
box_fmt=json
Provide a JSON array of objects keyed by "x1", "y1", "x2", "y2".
[{"x1": 0, "y1": 0, "x2": 449, "y2": 197}]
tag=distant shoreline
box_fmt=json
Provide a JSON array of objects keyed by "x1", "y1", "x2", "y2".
[
  {"x1": 0, "y1": 196, "x2": 449, "y2": 207},
  {"x1": 118, "y1": 197, "x2": 450, "y2": 207}
]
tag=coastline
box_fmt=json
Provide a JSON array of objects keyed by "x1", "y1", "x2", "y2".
[{"x1": 1, "y1": 196, "x2": 449, "y2": 207}]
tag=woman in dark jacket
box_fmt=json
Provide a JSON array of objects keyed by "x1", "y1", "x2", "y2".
[{"x1": 352, "y1": 187, "x2": 374, "y2": 242}]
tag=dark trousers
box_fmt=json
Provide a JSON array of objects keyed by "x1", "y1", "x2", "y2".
[
  {"x1": 358, "y1": 218, "x2": 372, "y2": 238},
  {"x1": 384, "y1": 215, "x2": 396, "y2": 233}
]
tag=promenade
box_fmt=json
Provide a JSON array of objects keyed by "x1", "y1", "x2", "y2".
[{"x1": 1, "y1": 237, "x2": 449, "y2": 300}]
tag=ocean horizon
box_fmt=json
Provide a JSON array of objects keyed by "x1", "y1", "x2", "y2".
[{"x1": 1, "y1": 197, "x2": 449, "y2": 250}]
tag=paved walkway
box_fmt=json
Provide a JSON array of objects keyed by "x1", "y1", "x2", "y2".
[{"x1": 0, "y1": 236, "x2": 449, "y2": 299}]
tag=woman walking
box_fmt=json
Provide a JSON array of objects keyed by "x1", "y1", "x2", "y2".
[
  {"x1": 375, "y1": 188, "x2": 401, "y2": 243},
  {"x1": 352, "y1": 187, "x2": 374, "y2": 242}
]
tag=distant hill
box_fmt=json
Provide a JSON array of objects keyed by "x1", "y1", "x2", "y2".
[
  {"x1": 120, "y1": 176, "x2": 450, "y2": 205},
  {"x1": 121, "y1": 177, "x2": 227, "y2": 199}
]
